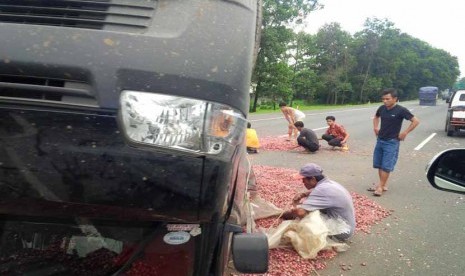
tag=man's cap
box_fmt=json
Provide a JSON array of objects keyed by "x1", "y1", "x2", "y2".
[{"x1": 299, "y1": 163, "x2": 323, "y2": 178}]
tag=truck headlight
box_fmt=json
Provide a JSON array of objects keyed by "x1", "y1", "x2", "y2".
[{"x1": 119, "y1": 91, "x2": 246, "y2": 157}]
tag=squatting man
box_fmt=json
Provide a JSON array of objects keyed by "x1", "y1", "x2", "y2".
[{"x1": 282, "y1": 163, "x2": 356, "y2": 241}]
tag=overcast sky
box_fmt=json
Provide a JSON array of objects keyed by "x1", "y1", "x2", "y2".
[{"x1": 303, "y1": 0, "x2": 465, "y2": 78}]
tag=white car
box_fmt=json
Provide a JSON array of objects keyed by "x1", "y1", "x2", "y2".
[{"x1": 445, "y1": 90, "x2": 465, "y2": 136}]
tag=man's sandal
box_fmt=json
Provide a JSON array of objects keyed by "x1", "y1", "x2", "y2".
[{"x1": 367, "y1": 186, "x2": 388, "y2": 192}]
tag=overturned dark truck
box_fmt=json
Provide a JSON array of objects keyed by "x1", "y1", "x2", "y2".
[{"x1": 0, "y1": 1, "x2": 267, "y2": 275}]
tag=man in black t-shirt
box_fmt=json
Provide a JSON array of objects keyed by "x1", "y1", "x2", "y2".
[
  {"x1": 294, "y1": 121, "x2": 320, "y2": 153},
  {"x1": 371, "y1": 88, "x2": 420, "y2": 196}
]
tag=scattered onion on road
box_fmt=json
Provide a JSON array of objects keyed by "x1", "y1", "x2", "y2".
[
  {"x1": 259, "y1": 136, "x2": 304, "y2": 151},
  {"x1": 245, "y1": 165, "x2": 392, "y2": 275}
]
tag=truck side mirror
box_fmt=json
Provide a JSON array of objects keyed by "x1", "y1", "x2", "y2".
[
  {"x1": 232, "y1": 232, "x2": 268, "y2": 273},
  {"x1": 426, "y1": 149, "x2": 465, "y2": 194}
]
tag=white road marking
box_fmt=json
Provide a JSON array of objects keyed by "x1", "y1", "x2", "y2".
[
  {"x1": 251, "y1": 116, "x2": 285, "y2": 122},
  {"x1": 312, "y1": 127, "x2": 327, "y2": 131},
  {"x1": 278, "y1": 126, "x2": 327, "y2": 137},
  {"x1": 414, "y1": 133, "x2": 437, "y2": 151}
]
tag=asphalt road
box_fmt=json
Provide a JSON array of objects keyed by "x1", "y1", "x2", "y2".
[{"x1": 247, "y1": 100, "x2": 465, "y2": 276}]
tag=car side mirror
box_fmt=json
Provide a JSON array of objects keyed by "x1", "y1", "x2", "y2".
[
  {"x1": 232, "y1": 232, "x2": 269, "y2": 273},
  {"x1": 426, "y1": 149, "x2": 465, "y2": 194}
]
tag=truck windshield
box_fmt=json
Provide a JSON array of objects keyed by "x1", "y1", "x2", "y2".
[
  {"x1": 0, "y1": 219, "x2": 196, "y2": 275},
  {"x1": 0, "y1": 107, "x2": 204, "y2": 221},
  {"x1": 0, "y1": 107, "x2": 203, "y2": 275}
]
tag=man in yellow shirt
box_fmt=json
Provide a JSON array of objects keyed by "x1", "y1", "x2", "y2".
[{"x1": 246, "y1": 122, "x2": 260, "y2": 153}]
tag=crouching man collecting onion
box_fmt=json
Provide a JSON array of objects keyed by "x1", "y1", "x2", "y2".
[{"x1": 282, "y1": 163, "x2": 356, "y2": 241}]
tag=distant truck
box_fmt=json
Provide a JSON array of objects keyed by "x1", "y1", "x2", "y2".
[{"x1": 419, "y1": 86, "x2": 438, "y2": 106}]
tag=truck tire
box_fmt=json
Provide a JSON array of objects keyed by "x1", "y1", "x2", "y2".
[
  {"x1": 446, "y1": 123, "x2": 455, "y2": 136},
  {"x1": 445, "y1": 116, "x2": 454, "y2": 136}
]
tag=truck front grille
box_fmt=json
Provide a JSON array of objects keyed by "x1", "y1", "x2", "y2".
[
  {"x1": 0, "y1": 0, "x2": 157, "y2": 33},
  {"x1": 0, "y1": 75, "x2": 98, "y2": 107}
]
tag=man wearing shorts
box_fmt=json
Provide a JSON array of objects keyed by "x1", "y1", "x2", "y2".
[
  {"x1": 371, "y1": 88, "x2": 419, "y2": 196},
  {"x1": 279, "y1": 102, "x2": 306, "y2": 140}
]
